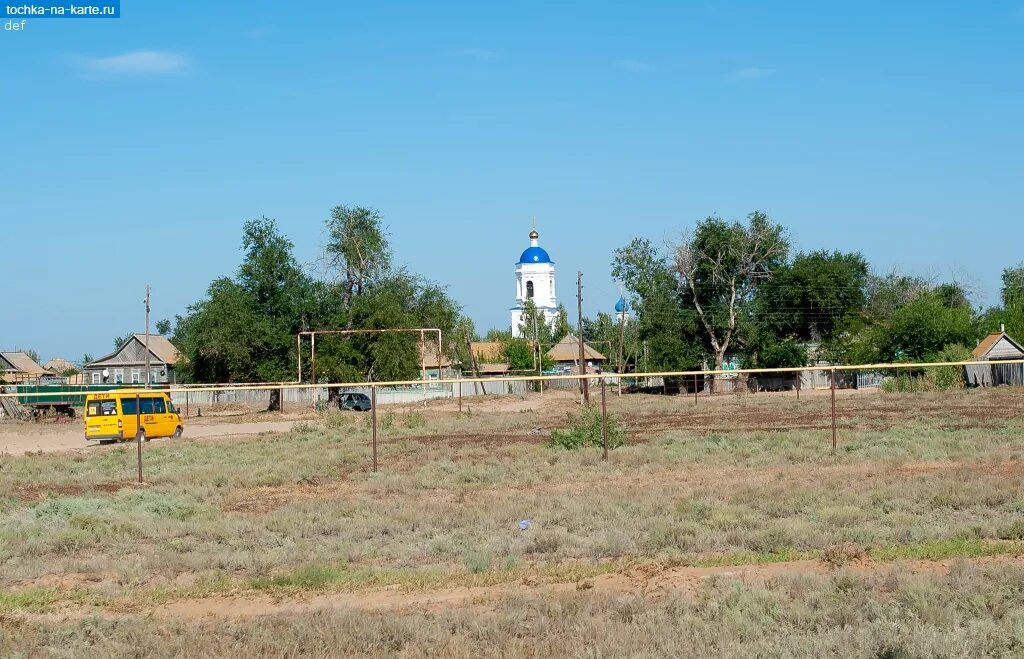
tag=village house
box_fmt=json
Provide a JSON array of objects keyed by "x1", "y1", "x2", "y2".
[
  {"x1": 966, "y1": 328, "x2": 1024, "y2": 387},
  {"x1": 83, "y1": 335, "x2": 181, "y2": 386},
  {"x1": 0, "y1": 351, "x2": 53, "y2": 384}
]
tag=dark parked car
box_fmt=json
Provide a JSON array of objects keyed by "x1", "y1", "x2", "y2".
[{"x1": 337, "y1": 392, "x2": 372, "y2": 412}]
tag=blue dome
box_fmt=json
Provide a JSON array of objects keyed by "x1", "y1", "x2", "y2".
[
  {"x1": 519, "y1": 246, "x2": 552, "y2": 264},
  {"x1": 614, "y1": 296, "x2": 629, "y2": 313}
]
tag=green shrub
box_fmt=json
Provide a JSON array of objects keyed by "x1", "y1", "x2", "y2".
[
  {"x1": 549, "y1": 404, "x2": 624, "y2": 450},
  {"x1": 882, "y1": 345, "x2": 971, "y2": 393},
  {"x1": 461, "y1": 549, "x2": 492, "y2": 573},
  {"x1": 364, "y1": 410, "x2": 395, "y2": 431},
  {"x1": 402, "y1": 412, "x2": 426, "y2": 429},
  {"x1": 322, "y1": 409, "x2": 351, "y2": 429},
  {"x1": 928, "y1": 344, "x2": 971, "y2": 390}
]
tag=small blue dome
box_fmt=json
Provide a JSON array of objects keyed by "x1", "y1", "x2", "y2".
[
  {"x1": 614, "y1": 296, "x2": 629, "y2": 313},
  {"x1": 519, "y1": 246, "x2": 552, "y2": 264}
]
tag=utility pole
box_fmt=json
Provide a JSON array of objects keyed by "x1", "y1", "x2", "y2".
[
  {"x1": 617, "y1": 306, "x2": 627, "y2": 374},
  {"x1": 618, "y1": 305, "x2": 626, "y2": 397},
  {"x1": 534, "y1": 314, "x2": 543, "y2": 396},
  {"x1": 144, "y1": 285, "x2": 151, "y2": 389},
  {"x1": 577, "y1": 271, "x2": 589, "y2": 403}
]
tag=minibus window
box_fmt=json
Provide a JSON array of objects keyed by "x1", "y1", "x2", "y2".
[
  {"x1": 152, "y1": 398, "x2": 166, "y2": 414},
  {"x1": 140, "y1": 397, "x2": 155, "y2": 414},
  {"x1": 87, "y1": 400, "x2": 118, "y2": 416},
  {"x1": 122, "y1": 397, "x2": 137, "y2": 415}
]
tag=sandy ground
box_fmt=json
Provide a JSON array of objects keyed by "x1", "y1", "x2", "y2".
[
  {"x1": 0, "y1": 419, "x2": 297, "y2": 455},
  {"x1": 20, "y1": 553, "x2": 1021, "y2": 623},
  {"x1": 0, "y1": 392, "x2": 571, "y2": 456}
]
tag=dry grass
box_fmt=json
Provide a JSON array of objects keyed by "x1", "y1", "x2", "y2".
[{"x1": 1, "y1": 386, "x2": 1024, "y2": 655}]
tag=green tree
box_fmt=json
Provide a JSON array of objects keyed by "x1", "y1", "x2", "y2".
[
  {"x1": 155, "y1": 319, "x2": 172, "y2": 336},
  {"x1": 1002, "y1": 265, "x2": 1024, "y2": 308},
  {"x1": 552, "y1": 304, "x2": 572, "y2": 341},
  {"x1": 673, "y1": 212, "x2": 789, "y2": 377},
  {"x1": 174, "y1": 218, "x2": 312, "y2": 409},
  {"x1": 324, "y1": 205, "x2": 392, "y2": 316},
  {"x1": 873, "y1": 290, "x2": 978, "y2": 362},
  {"x1": 612, "y1": 237, "x2": 702, "y2": 372},
  {"x1": 582, "y1": 312, "x2": 618, "y2": 367},
  {"x1": 748, "y1": 250, "x2": 868, "y2": 367}
]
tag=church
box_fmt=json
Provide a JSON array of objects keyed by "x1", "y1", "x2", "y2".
[{"x1": 509, "y1": 226, "x2": 559, "y2": 337}]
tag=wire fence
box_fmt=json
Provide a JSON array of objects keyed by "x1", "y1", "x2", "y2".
[{"x1": 3, "y1": 359, "x2": 1022, "y2": 481}]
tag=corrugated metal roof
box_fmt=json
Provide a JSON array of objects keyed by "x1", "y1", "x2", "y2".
[{"x1": 546, "y1": 334, "x2": 606, "y2": 362}]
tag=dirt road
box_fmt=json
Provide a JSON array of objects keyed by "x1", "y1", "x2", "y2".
[{"x1": 0, "y1": 419, "x2": 296, "y2": 455}]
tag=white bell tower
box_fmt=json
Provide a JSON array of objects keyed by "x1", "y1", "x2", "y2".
[{"x1": 510, "y1": 224, "x2": 558, "y2": 337}]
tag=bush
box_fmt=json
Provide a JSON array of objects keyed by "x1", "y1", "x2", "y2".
[
  {"x1": 928, "y1": 344, "x2": 971, "y2": 390},
  {"x1": 881, "y1": 344, "x2": 971, "y2": 393},
  {"x1": 402, "y1": 412, "x2": 426, "y2": 429},
  {"x1": 322, "y1": 409, "x2": 351, "y2": 430},
  {"x1": 549, "y1": 404, "x2": 624, "y2": 450}
]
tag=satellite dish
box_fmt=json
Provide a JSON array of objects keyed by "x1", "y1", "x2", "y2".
[{"x1": 101, "y1": 368, "x2": 109, "y2": 378}]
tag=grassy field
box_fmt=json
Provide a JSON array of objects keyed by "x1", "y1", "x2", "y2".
[{"x1": 2, "y1": 387, "x2": 1024, "y2": 657}]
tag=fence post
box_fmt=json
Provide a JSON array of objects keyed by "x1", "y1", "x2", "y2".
[
  {"x1": 458, "y1": 379, "x2": 462, "y2": 413},
  {"x1": 601, "y1": 378, "x2": 608, "y2": 461},
  {"x1": 796, "y1": 372, "x2": 800, "y2": 400},
  {"x1": 136, "y1": 393, "x2": 143, "y2": 484},
  {"x1": 371, "y1": 385, "x2": 378, "y2": 473},
  {"x1": 693, "y1": 374, "x2": 698, "y2": 404},
  {"x1": 830, "y1": 367, "x2": 837, "y2": 454},
  {"x1": 185, "y1": 390, "x2": 189, "y2": 418}
]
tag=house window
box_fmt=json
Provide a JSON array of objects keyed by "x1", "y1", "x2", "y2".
[
  {"x1": 131, "y1": 370, "x2": 141, "y2": 384},
  {"x1": 91, "y1": 372, "x2": 101, "y2": 384},
  {"x1": 526, "y1": 281, "x2": 534, "y2": 298},
  {"x1": 114, "y1": 369, "x2": 123, "y2": 384},
  {"x1": 151, "y1": 369, "x2": 161, "y2": 383}
]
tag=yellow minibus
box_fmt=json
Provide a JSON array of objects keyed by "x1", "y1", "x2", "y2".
[{"x1": 84, "y1": 389, "x2": 184, "y2": 443}]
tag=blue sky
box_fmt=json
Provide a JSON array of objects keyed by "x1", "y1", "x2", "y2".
[{"x1": 2, "y1": 1, "x2": 1023, "y2": 361}]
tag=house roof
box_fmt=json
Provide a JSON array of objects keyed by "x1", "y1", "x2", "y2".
[
  {"x1": 87, "y1": 334, "x2": 180, "y2": 368},
  {"x1": 546, "y1": 334, "x2": 606, "y2": 362},
  {"x1": 470, "y1": 341, "x2": 505, "y2": 362},
  {"x1": 44, "y1": 357, "x2": 77, "y2": 373},
  {"x1": 477, "y1": 363, "x2": 510, "y2": 374},
  {"x1": 419, "y1": 341, "x2": 453, "y2": 369},
  {"x1": 0, "y1": 353, "x2": 16, "y2": 371},
  {"x1": 0, "y1": 351, "x2": 51, "y2": 375},
  {"x1": 973, "y1": 331, "x2": 1024, "y2": 359}
]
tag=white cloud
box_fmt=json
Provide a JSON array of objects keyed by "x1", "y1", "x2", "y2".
[
  {"x1": 447, "y1": 48, "x2": 497, "y2": 60},
  {"x1": 75, "y1": 50, "x2": 189, "y2": 77},
  {"x1": 616, "y1": 58, "x2": 654, "y2": 73},
  {"x1": 731, "y1": 66, "x2": 774, "y2": 80}
]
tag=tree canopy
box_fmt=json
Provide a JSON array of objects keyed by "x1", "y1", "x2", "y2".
[{"x1": 173, "y1": 209, "x2": 468, "y2": 399}]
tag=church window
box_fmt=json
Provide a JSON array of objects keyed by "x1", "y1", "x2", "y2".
[{"x1": 526, "y1": 281, "x2": 534, "y2": 298}]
